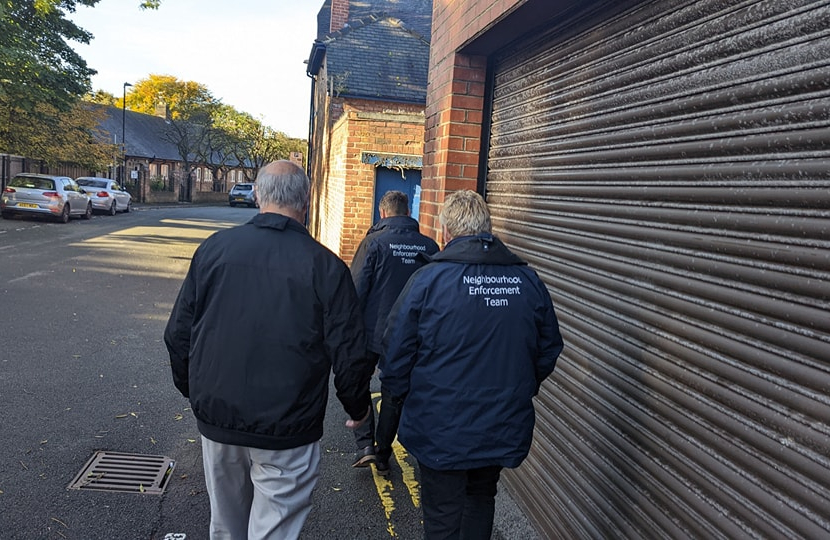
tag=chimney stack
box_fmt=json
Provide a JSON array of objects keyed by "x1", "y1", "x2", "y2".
[
  {"x1": 154, "y1": 101, "x2": 169, "y2": 120},
  {"x1": 330, "y1": 0, "x2": 349, "y2": 32}
]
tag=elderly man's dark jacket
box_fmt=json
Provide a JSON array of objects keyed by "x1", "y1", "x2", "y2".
[
  {"x1": 380, "y1": 233, "x2": 564, "y2": 470},
  {"x1": 165, "y1": 212, "x2": 373, "y2": 450},
  {"x1": 350, "y1": 215, "x2": 439, "y2": 353}
]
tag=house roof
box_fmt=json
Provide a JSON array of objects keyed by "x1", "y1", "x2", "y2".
[
  {"x1": 309, "y1": 0, "x2": 432, "y2": 104},
  {"x1": 316, "y1": 0, "x2": 432, "y2": 39},
  {"x1": 94, "y1": 104, "x2": 182, "y2": 162},
  {"x1": 316, "y1": 0, "x2": 332, "y2": 40},
  {"x1": 348, "y1": 0, "x2": 432, "y2": 39}
]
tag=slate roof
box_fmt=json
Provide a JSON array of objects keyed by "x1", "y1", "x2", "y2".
[
  {"x1": 348, "y1": 0, "x2": 432, "y2": 39},
  {"x1": 94, "y1": 104, "x2": 182, "y2": 161},
  {"x1": 316, "y1": 0, "x2": 332, "y2": 40},
  {"x1": 310, "y1": 0, "x2": 432, "y2": 104}
]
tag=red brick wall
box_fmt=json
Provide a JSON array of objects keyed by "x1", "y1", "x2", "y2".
[
  {"x1": 422, "y1": 0, "x2": 522, "y2": 239},
  {"x1": 313, "y1": 97, "x2": 426, "y2": 264}
]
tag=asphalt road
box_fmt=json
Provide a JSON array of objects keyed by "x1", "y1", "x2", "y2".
[{"x1": 0, "y1": 204, "x2": 539, "y2": 540}]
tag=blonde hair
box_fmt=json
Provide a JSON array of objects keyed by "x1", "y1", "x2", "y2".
[{"x1": 439, "y1": 190, "x2": 491, "y2": 238}]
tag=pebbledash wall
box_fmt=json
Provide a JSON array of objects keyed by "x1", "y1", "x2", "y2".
[
  {"x1": 312, "y1": 96, "x2": 425, "y2": 264},
  {"x1": 425, "y1": 0, "x2": 830, "y2": 538}
]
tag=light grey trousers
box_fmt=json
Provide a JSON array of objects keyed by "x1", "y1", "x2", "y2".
[{"x1": 201, "y1": 436, "x2": 321, "y2": 540}]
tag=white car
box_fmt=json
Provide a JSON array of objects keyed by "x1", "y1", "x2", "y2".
[
  {"x1": 228, "y1": 183, "x2": 257, "y2": 208},
  {"x1": 1, "y1": 173, "x2": 92, "y2": 223},
  {"x1": 76, "y1": 177, "x2": 132, "y2": 215}
]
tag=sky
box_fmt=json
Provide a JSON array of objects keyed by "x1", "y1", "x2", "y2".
[{"x1": 68, "y1": 0, "x2": 324, "y2": 139}]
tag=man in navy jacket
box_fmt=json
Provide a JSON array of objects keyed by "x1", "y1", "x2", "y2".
[
  {"x1": 381, "y1": 190, "x2": 564, "y2": 539},
  {"x1": 165, "y1": 161, "x2": 373, "y2": 539},
  {"x1": 349, "y1": 190, "x2": 439, "y2": 471}
]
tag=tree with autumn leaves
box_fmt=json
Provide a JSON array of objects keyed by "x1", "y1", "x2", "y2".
[
  {"x1": 0, "y1": 1, "x2": 303, "y2": 179},
  {"x1": 123, "y1": 74, "x2": 306, "y2": 190}
]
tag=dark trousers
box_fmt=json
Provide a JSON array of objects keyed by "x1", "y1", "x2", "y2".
[
  {"x1": 375, "y1": 384, "x2": 404, "y2": 462},
  {"x1": 353, "y1": 352, "x2": 380, "y2": 450},
  {"x1": 418, "y1": 463, "x2": 503, "y2": 540}
]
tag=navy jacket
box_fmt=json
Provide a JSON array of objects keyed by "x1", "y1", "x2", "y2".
[
  {"x1": 350, "y1": 215, "x2": 439, "y2": 353},
  {"x1": 164, "y1": 212, "x2": 374, "y2": 450},
  {"x1": 380, "y1": 233, "x2": 564, "y2": 470}
]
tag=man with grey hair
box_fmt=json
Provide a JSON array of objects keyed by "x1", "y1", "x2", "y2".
[
  {"x1": 381, "y1": 189, "x2": 564, "y2": 539},
  {"x1": 165, "y1": 160, "x2": 374, "y2": 539}
]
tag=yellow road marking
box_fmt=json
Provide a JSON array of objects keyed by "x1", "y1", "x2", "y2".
[
  {"x1": 369, "y1": 392, "x2": 422, "y2": 537},
  {"x1": 393, "y1": 442, "x2": 420, "y2": 508},
  {"x1": 373, "y1": 465, "x2": 399, "y2": 537}
]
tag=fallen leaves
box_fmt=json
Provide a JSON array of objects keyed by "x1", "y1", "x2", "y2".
[{"x1": 50, "y1": 517, "x2": 68, "y2": 538}]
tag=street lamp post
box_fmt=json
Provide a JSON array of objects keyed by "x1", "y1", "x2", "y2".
[{"x1": 122, "y1": 82, "x2": 132, "y2": 184}]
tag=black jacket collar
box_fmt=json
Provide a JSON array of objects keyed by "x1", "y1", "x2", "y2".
[
  {"x1": 249, "y1": 212, "x2": 309, "y2": 234},
  {"x1": 429, "y1": 233, "x2": 526, "y2": 266},
  {"x1": 365, "y1": 215, "x2": 421, "y2": 236}
]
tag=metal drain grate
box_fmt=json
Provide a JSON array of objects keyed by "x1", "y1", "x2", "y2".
[{"x1": 68, "y1": 451, "x2": 175, "y2": 495}]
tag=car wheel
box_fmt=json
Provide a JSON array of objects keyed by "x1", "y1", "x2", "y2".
[
  {"x1": 83, "y1": 202, "x2": 92, "y2": 220},
  {"x1": 109, "y1": 201, "x2": 117, "y2": 216},
  {"x1": 1, "y1": 211, "x2": 12, "y2": 220},
  {"x1": 125, "y1": 200, "x2": 131, "y2": 213},
  {"x1": 59, "y1": 204, "x2": 70, "y2": 223}
]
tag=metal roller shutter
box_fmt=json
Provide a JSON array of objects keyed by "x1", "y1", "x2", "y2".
[{"x1": 484, "y1": 0, "x2": 830, "y2": 538}]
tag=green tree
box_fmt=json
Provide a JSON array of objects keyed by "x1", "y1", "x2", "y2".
[
  {"x1": 0, "y1": 0, "x2": 96, "y2": 113},
  {"x1": 0, "y1": 0, "x2": 159, "y2": 171},
  {"x1": 0, "y1": 0, "x2": 99, "y2": 154},
  {"x1": 218, "y1": 110, "x2": 306, "y2": 181},
  {"x1": 85, "y1": 89, "x2": 117, "y2": 106},
  {"x1": 196, "y1": 104, "x2": 243, "y2": 190},
  {"x1": 1, "y1": 99, "x2": 112, "y2": 168}
]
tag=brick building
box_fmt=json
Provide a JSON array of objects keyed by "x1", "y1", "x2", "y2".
[
  {"x1": 306, "y1": 0, "x2": 432, "y2": 263},
  {"x1": 424, "y1": 1, "x2": 830, "y2": 538}
]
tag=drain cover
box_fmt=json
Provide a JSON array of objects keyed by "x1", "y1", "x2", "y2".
[{"x1": 68, "y1": 451, "x2": 175, "y2": 495}]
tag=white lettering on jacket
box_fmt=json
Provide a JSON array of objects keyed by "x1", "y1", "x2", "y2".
[{"x1": 462, "y1": 274, "x2": 522, "y2": 307}]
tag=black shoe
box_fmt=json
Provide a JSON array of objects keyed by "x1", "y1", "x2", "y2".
[
  {"x1": 375, "y1": 458, "x2": 390, "y2": 477},
  {"x1": 352, "y1": 446, "x2": 376, "y2": 468}
]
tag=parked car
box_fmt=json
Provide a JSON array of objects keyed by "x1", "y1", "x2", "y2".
[
  {"x1": 228, "y1": 183, "x2": 257, "y2": 208},
  {"x1": 76, "y1": 177, "x2": 132, "y2": 215},
  {"x1": 1, "y1": 173, "x2": 92, "y2": 223}
]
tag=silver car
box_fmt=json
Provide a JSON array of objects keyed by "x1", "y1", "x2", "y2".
[
  {"x1": 1, "y1": 173, "x2": 92, "y2": 223},
  {"x1": 229, "y1": 183, "x2": 257, "y2": 208},
  {"x1": 76, "y1": 177, "x2": 132, "y2": 215}
]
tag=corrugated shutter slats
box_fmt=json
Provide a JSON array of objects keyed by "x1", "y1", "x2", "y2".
[{"x1": 485, "y1": 0, "x2": 830, "y2": 537}]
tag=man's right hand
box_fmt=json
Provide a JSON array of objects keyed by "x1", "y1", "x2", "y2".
[{"x1": 345, "y1": 406, "x2": 371, "y2": 429}]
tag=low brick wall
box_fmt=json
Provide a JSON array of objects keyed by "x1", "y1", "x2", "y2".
[
  {"x1": 145, "y1": 191, "x2": 178, "y2": 204},
  {"x1": 192, "y1": 192, "x2": 228, "y2": 204}
]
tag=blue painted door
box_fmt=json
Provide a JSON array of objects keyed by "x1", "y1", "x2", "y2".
[{"x1": 373, "y1": 167, "x2": 422, "y2": 224}]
